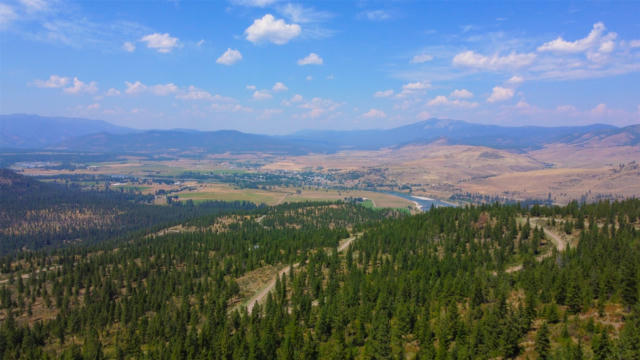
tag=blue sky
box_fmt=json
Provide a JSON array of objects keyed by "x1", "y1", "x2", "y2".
[{"x1": 1, "y1": 0, "x2": 639, "y2": 133}]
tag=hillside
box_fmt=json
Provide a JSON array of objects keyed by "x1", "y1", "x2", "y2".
[
  {"x1": 0, "y1": 169, "x2": 256, "y2": 254},
  {"x1": 0, "y1": 199, "x2": 638, "y2": 359},
  {"x1": 52, "y1": 129, "x2": 325, "y2": 155},
  {"x1": 0, "y1": 114, "x2": 134, "y2": 149}
]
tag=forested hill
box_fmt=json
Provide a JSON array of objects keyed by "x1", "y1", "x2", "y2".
[
  {"x1": 0, "y1": 198, "x2": 639, "y2": 359},
  {"x1": 3, "y1": 114, "x2": 637, "y2": 154},
  {"x1": 0, "y1": 169, "x2": 257, "y2": 254}
]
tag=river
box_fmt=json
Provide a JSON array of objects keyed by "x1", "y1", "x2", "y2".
[{"x1": 382, "y1": 191, "x2": 457, "y2": 211}]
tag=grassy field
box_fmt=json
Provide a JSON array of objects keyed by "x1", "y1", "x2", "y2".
[{"x1": 174, "y1": 183, "x2": 416, "y2": 210}]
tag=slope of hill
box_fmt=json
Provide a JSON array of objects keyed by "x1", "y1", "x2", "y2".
[
  {"x1": 0, "y1": 114, "x2": 134, "y2": 149},
  {"x1": 287, "y1": 119, "x2": 618, "y2": 151},
  {"x1": 0, "y1": 169, "x2": 257, "y2": 254},
  {"x1": 1, "y1": 199, "x2": 638, "y2": 359},
  {"x1": 52, "y1": 129, "x2": 327, "y2": 155}
]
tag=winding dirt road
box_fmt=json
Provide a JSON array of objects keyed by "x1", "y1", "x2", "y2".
[{"x1": 244, "y1": 233, "x2": 360, "y2": 313}]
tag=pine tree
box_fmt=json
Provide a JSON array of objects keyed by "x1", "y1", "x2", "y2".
[
  {"x1": 591, "y1": 328, "x2": 611, "y2": 360},
  {"x1": 535, "y1": 322, "x2": 551, "y2": 360}
]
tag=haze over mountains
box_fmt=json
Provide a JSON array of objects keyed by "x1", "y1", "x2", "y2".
[{"x1": 1, "y1": 114, "x2": 638, "y2": 155}]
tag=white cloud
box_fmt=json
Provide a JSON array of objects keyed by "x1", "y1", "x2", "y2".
[
  {"x1": 410, "y1": 54, "x2": 434, "y2": 64},
  {"x1": 297, "y1": 52, "x2": 323, "y2": 65},
  {"x1": 505, "y1": 75, "x2": 524, "y2": 86},
  {"x1": 0, "y1": 4, "x2": 17, "y2": 28},
  {"x1": 230, "y1": 0, "x2": 277, "y2": 7},
  {"x1": 298, "y1": 97, "x2": 341, "y2": 119},
  {"x1": 19, "y1": 0, "x2": 47, "y2": 12},
  {"x1": 125, "y1": 81, "x2": 147, "y2": 95},
  {"x1": 140, "y1": 33, "x2": 180, "y2": 53},
  {"x1": 279, "y1": 3, "x2": 332, "y2": 23},
  {"x1": 259, "y1": 108, "x2": 283, "y2": 119},
  {"x1": 272, "y1": 82, "x2": 288, "y2": 91},
  {"x1": 427, "y1": 95, "x2": 478, "y2": 108},
  {"x1": 105, "y1": 88, "x2": 121, "y2": 96},
  {"x1": 417, "y1": 111, "x2": 431, "y2": 120},
  {"x1": 211, "y1": 103, "x2": 253, "y2": 112},
  {"x1": 427, "y1": 96, "x2": 448, "y2": 106},
  {"x1": 374, "y1": 89, "x2": 394, "y2": 98},
  {"x1": 281, "y1": 93, "x2": 303, "y2": 106},
  {"x1": 403, "y1": 81, "x2": 430, "y2": 91},
  {"x1": 556, "y1": 104, "x2": 578, "y2": 113},
  {"x1": 362, "y1": 109, "x2": 386, "y2": 118},
  {"x1": 245, "y1": 14, "x2": 301, "y2": 45},
  {"x1": 150, "y1": 83, "x2": 178, "y2": 96},
  {"x1": 253, "y1": 89, "x2": 272, "y2": 100},
  {"x1": 177, "y1": 86, "x2": 234, "y2": 102},
  {"x1": 538, "y1": 22, "x2": 615, "y2": 53},
  {"x1": 122, "y1": 41, "x2": 136, "y2": 52},
  {"x1": 216, "y1": 48, "x2": 242, "y2": 65},
  {"x1": 630, "y1": 40, "x2": 640, "y2": 48},
  {"x1": 590, "y1": 103, "x2": 607, "y2": 116},
  {"x1": 64, "y1": 77, "x2": 98, "y2": 94},
  {"x1": 246, "y1": 84, "x2": 256, "y2": 90},
  {"x1": 196, "y1": 39, "x2": 205, "y2": 47},
  {"x1": 450, "y1": 89, "x2": 473, "y2": 99},
  {"x1": 33, "y1": 75, "x2": 69, "y2": 88},
  {"x1": 361, "y1": 10, "x2": 391, "y2": 21},
  {"x1": 453, "y1": 50, "x2": 536, "y2": 70},
  {"x1": 397, "y1": 81, "x2": 431, "y2": 97},
  {"x1": 487, "y1": 86, "x2": 514, "y2": 103},
  {"x1": 87, "y1": 103, "x2": 100, "y2": 110},
  {"x1": 306, "y1": 75, "x2": 313, "y2": 81}
]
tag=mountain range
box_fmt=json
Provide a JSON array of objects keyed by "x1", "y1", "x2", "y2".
[{"x1": 1, "y1": 114, "x2": 638, "y2": 155}]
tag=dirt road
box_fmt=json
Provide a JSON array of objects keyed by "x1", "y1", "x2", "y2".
[{"x1": 245, "y1": 233, "x2": 360, "y2": 313}]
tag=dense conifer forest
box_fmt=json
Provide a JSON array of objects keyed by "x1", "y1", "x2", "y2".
[
  {"x1": 0, "y1": 169, "x2": 257, "y2": 254},
  {"x1": 0, "y1": 171, "x2": 639, "y2": 359}
]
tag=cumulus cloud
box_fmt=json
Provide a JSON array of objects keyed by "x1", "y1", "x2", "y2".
[
  {"x1": 410, "y1": 54, "x2": 434, "y2": 64},
  {"x1": 487, "y1": 86, "x2": 514, "y2": 103},
  {"x1": 105, "y1": 88, "x2": 121, "y2": 96},
  {"x1": 245, "y1": 14, "x2": 301, "y2": 45},
  {"x1": 505, "y1": 75, "x2": 524, "y2": 86},
  {"x1": 427, "y1": 95, "x2": 478, "y2": 107},
  {"x1": 253, "y1": 89, "x2": 272, "y2": 100},
  {"x1": 298, "y1": 97, "x2": 341, "y2": 119},
  {"x1": 374, "y1": 89, "x2": 394, "y2": 98},
  {"x1": 33, "y1": 75, "x2": 69, "y2": 88},
  {"x1": 272, "y1": 82, "x2": 288, "y2": 91},
  {"x1": 216, "y1": 48, "x2": 242, "y2": 65},
  {"x1": 246, "y1": 85, "x2": 256, "y2": 90},
  {"x1": 297, "y1": 52, "x2": 323, "y2": 65},
  {"x1": 0, "y1": 4, "x2": 17, "y2": 28},
  {"x1": 453, "y1": 50, "x2": 536, "y2": 70},
  {"x1": 140, "y1": 33, "x2": 180, "y2": 53},
  {"x1": 450, "y1": 89, "x2": 473, "y2": 99},
  {"x1": 538, "y1": 22, "x2": 614, "y2": 53},
  {"x1": 150, "y1": 83, "x2": 178, "y2": 96},
  {"x1": 125, "y1": 81, "x2": 147, "y2": 95},
  {"x1": 290, "y1": 94, "x2": 303, "y2": 102},
  {"x1": 417, "y1": 111, "x2": 432, "y2": 120},
  {"x1": 176, "y1": 86, "x2": 234, "y2": 102},
  {"x1": 64, "y1": 77, "x2": 98, "y2": 94},
  {"x1": 122, "y1": 41, "x2": 136, "y2": 52},
  {"x1": 362, "y1": 109, "x2": 386, "y2": 118},
  {"x1": 397, "y1": 81, "x2": 431, "y2": 97}
]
